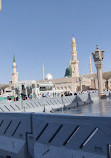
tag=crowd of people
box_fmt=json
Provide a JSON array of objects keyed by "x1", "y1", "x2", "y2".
[{"x1": 6, "y1": 90, "x2": 99, "y2": 102}]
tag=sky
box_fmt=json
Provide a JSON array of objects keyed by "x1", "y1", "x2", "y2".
[{"x1": 0, "y1": 0, "x2": 111, "y2": 83}]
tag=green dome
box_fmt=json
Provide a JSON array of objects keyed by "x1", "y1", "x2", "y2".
[{"x1": 65, "y1": 65, "x2": 72, "y2": 77}]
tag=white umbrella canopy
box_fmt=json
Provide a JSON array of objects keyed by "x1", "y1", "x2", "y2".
[{"x1": 0, "y1": 84, "x2": 9, "y2": 89}]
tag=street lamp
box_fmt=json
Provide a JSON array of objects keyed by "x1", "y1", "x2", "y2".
[{"x1": 92, "y1": 43, "x2": 106, "y2": 98}]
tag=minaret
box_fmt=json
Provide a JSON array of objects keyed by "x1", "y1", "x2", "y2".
[
  {"x1": 72, "y1": 34, "x2": 77, "y2": 61},
  {"x1": 89, "y1": 56, "x2": 93, "y2": 74},
  {"x1": 70, "y1": 34, "x2": 79, "y2": 77},
  {"x1": 0, "y1": 0, "x2": 2, "y2": 12},
  {"x1": 42, "y1": 65, "x2": 44, "y2": 81},
  {"x1": 12, "y1": 56, "x2": 18, "y2": 84}
]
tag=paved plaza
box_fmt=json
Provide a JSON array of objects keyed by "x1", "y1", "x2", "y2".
[{"x1": 57, "y1": 98, "x2": 111, "y2": 116}]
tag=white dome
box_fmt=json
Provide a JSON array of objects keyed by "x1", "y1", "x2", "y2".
[{"x1": 46, "y1": 73, "x2": 53, "y2": 80}]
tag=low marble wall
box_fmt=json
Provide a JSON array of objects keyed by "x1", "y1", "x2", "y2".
[
  {"x1": 0, "y1": 113, "x2": 110, "y2": 158},
  {"x1": 0, "y1": 93, "x2": 94, "y2": 113},
  {"x1": 0, "y1": 113, "x2": 31, "y2": 158}
]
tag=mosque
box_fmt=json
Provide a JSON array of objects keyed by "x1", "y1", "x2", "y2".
[
  {"x1": 37, "y1": 35, "x2": 111, "y2": 93},
  {"x1": 1, "y1": 35, "x2": 111, "y2": 96}
]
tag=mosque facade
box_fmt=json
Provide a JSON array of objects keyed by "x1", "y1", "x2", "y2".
[
  {"x1": 9, "y1": 35, "x2": 111, "y2": 95},
  {"x1": 38, "y1": 35, "x2": 95, "y2": 92},
  {"x1": 38, "y1": 35, "x2": 111, "y2": 92}
]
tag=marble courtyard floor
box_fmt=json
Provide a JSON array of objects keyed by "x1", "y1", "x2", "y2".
[{"x1": 56, "y1": 97, "x2": 111, "y2": 117}]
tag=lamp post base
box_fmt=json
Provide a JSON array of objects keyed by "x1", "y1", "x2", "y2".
[{"x1": 99, "y1": 93, "x2": 106, "y2": 99}]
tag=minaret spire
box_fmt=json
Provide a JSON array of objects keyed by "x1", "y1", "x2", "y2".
[
  {"x1": 70, "y1": 34, "x2": 79, "y2": 77},
  {"x1": 13, "y1": 55, "x2": 16, "y2": 63},
  {"x1": 72, "y1": 34, "x2": 77, "y2": 57},
  {"x1": 89, "y1": 56, "x2": 93, "y2": 74},
  {"x1": 12, "y1": 55, "x2": 18, "y2": 84}
]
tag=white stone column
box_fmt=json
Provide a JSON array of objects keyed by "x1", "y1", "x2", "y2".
[
  {"x1": 71, "y1": 82, "x2": 77, "y2": 93},
  {"x1": 1, "y1": 89, "x2": 3, "y2": 95},
  {"x1": 92, "y1": 43, "x2": 105, "y2": 98},
  {"x1": 95, "y1": 62, "x2": 104, "y2": 96}
]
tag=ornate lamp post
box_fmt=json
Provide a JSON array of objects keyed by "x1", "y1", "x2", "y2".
[{"x1": 92, "y1": 43, "x2": 106, "y2": 98}]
